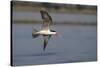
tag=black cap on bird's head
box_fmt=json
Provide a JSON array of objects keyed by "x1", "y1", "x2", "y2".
[
  {"x1": 50, "y1": 30, "x2": 56, "y2": 32},
  {"x1": 50, "y1": 30, "x2": 59, "y2": 36}
]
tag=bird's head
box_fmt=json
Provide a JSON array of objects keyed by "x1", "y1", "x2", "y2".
[
  {"x1": 50, "y1": 30, "x2": 59, "y2": 36},
  {"x1": 55, "y1": 32, "x2": 59, "y2": 36}
]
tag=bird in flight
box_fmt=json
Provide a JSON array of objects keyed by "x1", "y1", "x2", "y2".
[{"x1": 32, "y1": 8, "x2": 58, "y2": 51}]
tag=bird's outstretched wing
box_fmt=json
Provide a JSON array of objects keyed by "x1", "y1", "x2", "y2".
[
  {"x1": 40, "y1": 8, "x2": 53, "y2": 30},
  {"x1": 43, "y1": 35, "x2": 51, "y2": 51}
]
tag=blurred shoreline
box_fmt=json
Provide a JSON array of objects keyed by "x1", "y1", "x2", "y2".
[
  {"x1": 12, "y1": 1, "x2": 97, "y2": 26},
  {"x1": 12, "y1": 1, "x2": 97, "y2": 14}
]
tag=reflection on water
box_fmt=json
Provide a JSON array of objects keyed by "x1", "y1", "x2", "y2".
[
  {"x1": 15, "y1": 52, "x2": 58, "y2": 57},
  {"x1": 12, "y1": 24, "x2": 97, "y2": 66}
]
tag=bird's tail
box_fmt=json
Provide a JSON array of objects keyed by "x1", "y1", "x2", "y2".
[{"x1": 32, "y1": 28, "x2": 39, "y2": 38}]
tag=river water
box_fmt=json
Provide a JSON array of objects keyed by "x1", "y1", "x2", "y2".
[
  {"x1": 13, "y1": 11, "x2": 97, "y2": 23},
  {"x1": 12, "y1": 23, "x2": 97, "y2": 66}
]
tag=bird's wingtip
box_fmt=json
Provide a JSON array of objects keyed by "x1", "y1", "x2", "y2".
[
  {"x1": 43, "y1": 46, "x2": 46, "y2": 51},
  {"x1": 40, "y1": 7, "x2": 47, "y2": 11}
]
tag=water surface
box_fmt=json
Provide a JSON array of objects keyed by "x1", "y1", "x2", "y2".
[
  {"x1": 13, "y1": 11, "x2": 97, "y2": 23},
  {"x1": 12, "y1": 24, "x2": 97, "y2": 66}
]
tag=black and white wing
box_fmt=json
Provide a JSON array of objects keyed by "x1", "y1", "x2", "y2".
[
  {"x1": 43, "y1": 35, "x2": 51, "y2": 51},
  {"x1": 40, "y1": 8, "x2": 53, "y2": 30}
]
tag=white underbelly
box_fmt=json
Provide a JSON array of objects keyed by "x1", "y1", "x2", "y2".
[{"x1": 38, "y1": 30, "x2": 54, "y2": 35}]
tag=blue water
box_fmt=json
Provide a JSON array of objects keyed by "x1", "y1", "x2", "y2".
[
  {"x1": 12, "y1": 24, "x2": 97, "y2": 66},
  {"x1": 13, "y1": 11, "x2": 97, "y2": 23}
]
